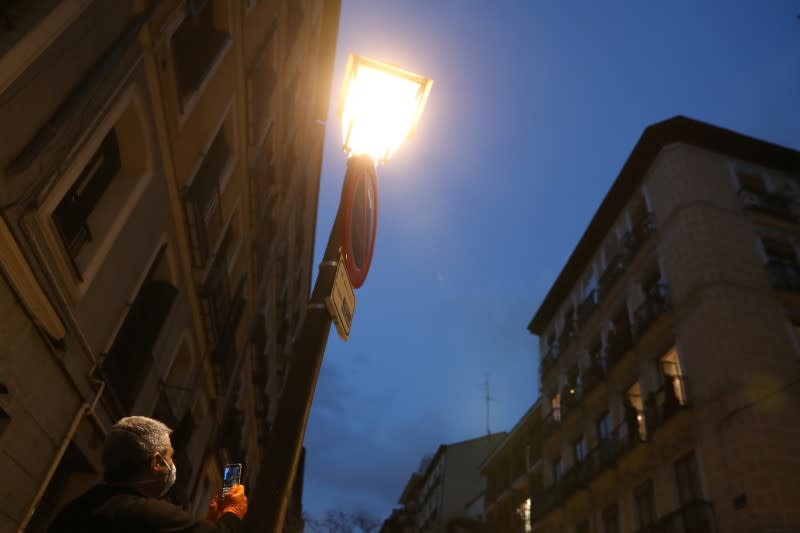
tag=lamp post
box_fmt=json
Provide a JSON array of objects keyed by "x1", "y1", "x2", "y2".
[{"x1": 245, "y1": 55, "x2": 432, "y2": 533}]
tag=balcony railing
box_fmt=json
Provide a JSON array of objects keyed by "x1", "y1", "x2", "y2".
[
  {"x1": 738, "y1": 187, "x2": 795, "y2": 221},
  {"x1": 645, "y1": 374, "x2": 690, "y2": 434},
  {"x1": 633, "y1": 213, "x2": 656, "y2": 247},
  {"x1": 636, "y1": 500, "x2": 716, "y2": 533},
  {"x1": 540, "y1": 344, "x2": 559, "y2": 377},
  {"x1": 599, "y1": 253, "x2": 627, "y2": 296},
  {"x1": 561, "y1": 384, "x2": 584, "y2": 420},
  {"x1": 633, "y1": 283, "x2": 669, "y2": 338},
  {"x1": 582, "y1": 360, "x2": 607, "y2": 396},
  {"x1": 542, "y1": 410, "x2": 560, "y2": 440},
  {"x1": 623, "y1": 212, "x2": 655, "y2": 259},
  {"x1": 577, "y1": 289, "x2": 600, "y2": 327},
  {"x1": 558, "y1": 321, "x2": 576, "y2": 354},
  {"x1": 534, "y1": 420, "x2": 644, "y2": 521},
  {"x1": 605, "y1": 329, "x2": 633, "y2": 371},
  {"x1": 766, "y1": 260, "x2": 800, "y2": 292},
  {"x1": 101, "y1": 280, "x2": 179, "y2": 414}
]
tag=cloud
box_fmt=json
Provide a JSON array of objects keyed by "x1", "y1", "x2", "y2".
[{"x1": 304, "y1": 358, "x2": 450, "y2": 519}]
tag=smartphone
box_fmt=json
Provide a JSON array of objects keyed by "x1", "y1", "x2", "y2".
[{"x1": 222, "y1": 463, "x2": 242, "y2": 498}]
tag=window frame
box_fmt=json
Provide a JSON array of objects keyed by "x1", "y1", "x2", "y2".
[{"x1": 33, "y1": 86, "x2": 154, "y2": 301}]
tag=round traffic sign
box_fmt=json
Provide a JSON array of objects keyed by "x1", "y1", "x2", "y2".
[{"x1": 340, "y1": 154, "x2": 379, "y2": 289}]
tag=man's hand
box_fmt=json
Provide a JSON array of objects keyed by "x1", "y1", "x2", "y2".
[
  {"x1": 206, "y1": 495, "x2": 222, "y2": 522},
  {"x1": 221, "y1": 484, "x2": 248, "y2": 519}
]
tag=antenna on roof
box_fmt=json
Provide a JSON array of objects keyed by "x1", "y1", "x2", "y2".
[{"x1": 483, "y1": 372, "x2": 495, "y2": 436}]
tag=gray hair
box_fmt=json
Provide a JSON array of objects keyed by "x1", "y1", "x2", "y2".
[{"x1": 103, "y1": 416, "x2": 173, "y2": 483}]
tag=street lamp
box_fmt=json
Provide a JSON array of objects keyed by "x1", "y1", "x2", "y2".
[{"x1": 246, "y1": 55, "x2": 431, "y2": 532}]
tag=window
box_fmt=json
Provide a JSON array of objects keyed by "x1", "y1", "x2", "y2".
[
  {"x1": 633, "y1": 479, "x2": 656, "y2": 529},
  {"x1": 737, "y1": 170, "x2": 767, "y2": 194},
  {"x1": 101, "y1": 248, "x2": 179, "y2": 413},
  {"x1": 53, "y1": 130, "x2": 121, "y2": 259},
  {"x1": 659, "y1": 347, "x2": 688, "y2": 406},
  {"x1": 604, "y1": 231, "x2": 620, "y2": 265},
  {"x1": 574, "y1": 437, "x2": 586, "y2": 463},
  {"x1": 762, "y1": 237, "x2": 797, "y2": 265},
  {"x1": 44, "y1": 94, "x2": 151, "y2": 283},
  {"x1": 675, "y1": 451, "x2": 702, "y2": 505},
  {"x1": 601, "y1": 503, "x2": 619, "y2": 533},
  {"x1": 521, "y1": 498, "x2": 532, "y2": 533},
  {"x1": 247, "y1": 22, "x2": 278, "y2": 146},
  {"x1": 183, "y1": 108, "x2": 236, "y2": 267},
  {"x1": 624, "y1": 383, "x2": 646, "y2": 442},
  {"x1": 583, "y1": 268, "x2": 598, "y2": 297},
  {"x1": 0, "y1": 405, "x2": 9, "y2": 437},
  {"x1": 630, "y1": 195, "x2": 651, "y2": 230},
  {"x1": 551, "y1": 393, "x2": 561, "y2": 422},
  {"x1": 171, "y1": 1, "x2": 231, "y2": 108},
  {"x1": 596, "y1": 411, "x2": 611, "y2": 442},
  {"x1": 552, "y1": 457, "x2": 562, "y2": 483},
  {"x1": 641, "y1": 265, "x2": 662, "y2": 296}
]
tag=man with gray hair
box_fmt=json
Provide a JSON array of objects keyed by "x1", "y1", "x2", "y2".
[{"x1": 49, "y1": 416, "x2": 248, "y2": 532}]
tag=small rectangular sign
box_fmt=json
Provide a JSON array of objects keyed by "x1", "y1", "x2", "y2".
[{"x1": 324, "y1": 259, "x2": 356, "y2": 340}]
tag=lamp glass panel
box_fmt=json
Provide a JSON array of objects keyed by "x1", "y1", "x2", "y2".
[{"x1": 341, "y1": 62, "x2": 425, "y2": 162}]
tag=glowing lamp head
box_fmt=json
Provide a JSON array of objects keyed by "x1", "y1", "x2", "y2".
[{"x1": 338, "y1": 54, "x2": 433, "y2": 163}]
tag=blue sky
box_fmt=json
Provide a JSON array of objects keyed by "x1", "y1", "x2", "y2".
[{"x1": 302, "y1": 0, "x2": 800, "y2": 520}]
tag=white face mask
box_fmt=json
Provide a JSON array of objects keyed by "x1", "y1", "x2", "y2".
[{"x1": 159, "y1": 457, "x2": 177, "y2": 497}]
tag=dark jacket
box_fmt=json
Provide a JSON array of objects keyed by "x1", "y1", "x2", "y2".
[{"x1": 48, "y1": 484, "x2": 242, "y2": 533}]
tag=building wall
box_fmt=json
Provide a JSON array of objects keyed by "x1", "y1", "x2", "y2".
[
  {"x1": 0, "y1": 1, "x2": 340, "y2": 531},
  {"x1": 493, "y1": 124, "x2": 800, "y2": 533},
  {"x1": 441, "y1": 434, "x2": 506, "y2": 523}
]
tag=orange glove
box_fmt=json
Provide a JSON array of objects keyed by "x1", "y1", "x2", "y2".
[
  {"x1": 206, "y1": 495, "x2": 222, "y2": 521},
  {"x1": 221, "y1": 484, "x2": 248, "y2": 519}
]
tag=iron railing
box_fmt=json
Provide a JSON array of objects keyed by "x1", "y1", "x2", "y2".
[
  {"x1": 540, "y1": 343, "x2": 560, "y2": 377},
  {"x1": 633, "y1": 283, "x2": 670, "y2": 338},
  {"x1": 765, "y1": 260, "x2": 800, "y2": 292},
  {"x1": 738, "y1": 187, "x2": 795, "y2": 221},
  {"x1": 599, "y1": 252, "x2": 627, "y2": 296},
  {"x1": 645, "y1": 374, "x2": 690, "y2": 434},
  {"x1": 605, "y1": 329, "x2": 633, "y2": 370},
  {"x1": 577, "y1": 289, "x2": 600, "y2": 327}
]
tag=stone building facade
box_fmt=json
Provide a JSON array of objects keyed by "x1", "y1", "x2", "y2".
[
  {"x1": 485, "y1": 117, "x2": 800, "y2": 532},
  {"x1": 0, "y1": 1, "x2": 340, "y2": 531}
]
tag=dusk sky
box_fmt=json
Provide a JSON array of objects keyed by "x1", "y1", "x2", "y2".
[{"x1": 301, "y1": 0, "x2": 800, "y2": 521}]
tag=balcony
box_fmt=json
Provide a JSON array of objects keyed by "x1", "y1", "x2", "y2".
[
  {"x1": 210, "y1": 291, "x2": 246, "y2": 388},
  {"x1": 534, "y1": 420, "x2": 645, "y2": 520},
  {"x1": 605, "y1": 329, "x2": 633, "y2": 371},
  {"x1": 738, "y1": 187, "x2": 795, "y2": 221},
  {"x1": 576, "y1": 290, "x2": 600, "y2": 328},
  {"x1": 540, "y1": 344, "x2": 559, "y2": 377},
  {"x1": 644, "y1": 374, "x2": 690, "y2": 435},
  {"x1": 101, "y1": 280, "x2": 179, "y2": 414},
  {"x1": 581, "y1": 360, "x2": 607, "y2": 396},
  {"x1": 623, "y1": 213, "x2": 656, "y2": 259},
  {"x1": 541, "y1": 410, "x2": 561, "y2": 440},
  {"x1": 560, "y1": 385, "x2": 584, "y2": 420},
  {"x1": 599, "y1": 253, "x2": 627, "y2": 296},
  {"x1": 633, "y1": 283, "x2": 669, "y2": 338},
  {"x1": 633, "y1": 213, "x2": 656, "y2": 246},
  {"x1": 636, "y1": 500, "x2": 716, "y2": 533},
  {"x1": 766, "y1": 260, "x2": 800, "y2": 292},
  {"x1": 558, "y1": 321, "x2": 576, "y2": 354}
]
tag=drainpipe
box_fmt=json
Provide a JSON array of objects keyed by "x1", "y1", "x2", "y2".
[{"x1": 17, "y1": 380, "x2": 105, "y2": 531}]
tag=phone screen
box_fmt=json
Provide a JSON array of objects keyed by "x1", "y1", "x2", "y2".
[{"x1": 222, "y1": 464, "x2": 242, "y2": 497}]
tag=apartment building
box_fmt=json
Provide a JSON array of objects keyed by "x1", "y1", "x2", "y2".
[
  {"x1": 484, "y1": 116, "x2": 800, "y2": 532},
  {"x1": 389, "y1": 434, "x2": 506, "y2": 533},
  {"x1": 0, "y1": 1, "x2": 339, "y2": 531}
]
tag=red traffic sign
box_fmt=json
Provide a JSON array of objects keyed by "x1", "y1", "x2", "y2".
[{"x1": 340, "y1": 155, "x2": 379, "y2": 289}]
